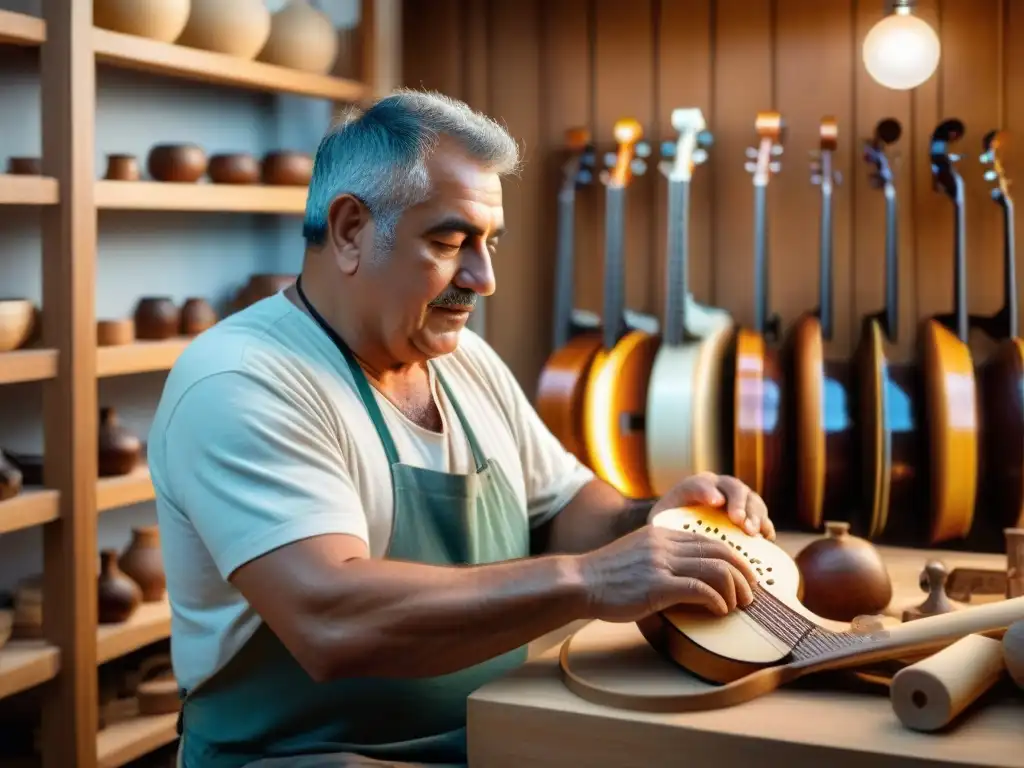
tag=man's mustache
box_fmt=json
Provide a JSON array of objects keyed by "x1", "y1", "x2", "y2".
[{"x1": 429, "y1": 288, "x2": 478, "y2": 308}]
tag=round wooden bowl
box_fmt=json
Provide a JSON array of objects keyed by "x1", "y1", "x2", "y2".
[
  {"x1": 147, "y1": 144, "x2": 208, "y2": 183},
  {"x1": 261, "y1": 151, "x2": 313, "y2": 186},
  {"x1": 208, "y1": 153, "x2": 259, "y2": 184},
  {"x1": 0, "y1": 299, "x2": 35, "y2": 352},
  {"x1": 96, "y1": 318, "x2": 135, "y2": 347},
  {"x1": 134, "y1": 297, "x2": 180, "y2": 340}
]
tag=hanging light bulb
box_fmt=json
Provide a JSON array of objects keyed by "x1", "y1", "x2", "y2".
[{"x1": 862, "y1": 0, "x2": 941, "y2": 90}]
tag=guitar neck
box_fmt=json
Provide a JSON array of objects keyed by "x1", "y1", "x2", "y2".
[
  {"x1": 664, "y1": 178, "x2": 691, "y2": 346},
  {"x1": 552, "y1": 187, "x2": 578, "y2": 349},
  {"x1": 883, "y1": 183, "x2": 899, "y2": 342},
  {"x1": 1003, "y1": 198, "x2": 1018, "y2": 338},
  {"x1": 818, "y1": 165, "x2": 834, "y2": 340},
  {"x1": 951, "y1": 177, "x2": 968, "y2": 343},
  {"x1": 753, "y1": 183, "x2": 770, "y2": 335},
  {"x1": 602, "y1": 184, "x2": 627, "y2": 349}
]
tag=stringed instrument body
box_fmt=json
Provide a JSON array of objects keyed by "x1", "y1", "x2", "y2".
[
  {"x1": 583, "y1": 118, "x2": 660, "y2": 499},
  {"x1": 786, "y1": 117, "x2": 853, "y2": 531},
  {"x1": 536, "y1": 127, "x2": 601, "y2": 464},
  {"x1": 727, "y1": 113, "x2": 785, "y2": 511},
  {"x1": 855, "y1": 118, "x2": 923, "y2": 541},
  {"x1": 645, "y1": 108, "x2": 734, "y2": 495},
  {"x1": 920, "y1": 119, "x2": 979, "y2": 546},
  {"x1": 974, "y1": 130, "x2": 1024, "y2": 535},
  {"x1": 556, "y1": 503, "x2": 1024, "y2": 714}
]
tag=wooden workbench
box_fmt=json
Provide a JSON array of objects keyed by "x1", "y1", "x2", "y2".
[{"x1": 468, "y1": 533, "x2": 1023, "y2": 767}]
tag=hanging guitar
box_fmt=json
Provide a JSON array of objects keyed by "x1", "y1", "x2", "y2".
[
  {"x1": 786, "y1": 117, "x2": 853, "y2": 531},
  {"x1": 645, "y1": 108, "x2": 733, "y2": 496},
  {"x1": 921, "y1": 118, "x2": 979, "y2": 545},
  {"x1": 581, "y1": 117, "x2": 660, "y2": 499},
  {"x1": 557, "y1": 503, "x2": 1024, "y2": 713},
  {"x1": 974, "y1": 129, "x2": 1024, "y2": 534},
  {"x1": 855, "y1": 117, "x2": 922, "y2": 541},
  {"x1": 536, "y1": 127, "x2": 600, "y2": 465},
  {"x1": 727, "y1": 112, "x2": 785, "y2": 512}
]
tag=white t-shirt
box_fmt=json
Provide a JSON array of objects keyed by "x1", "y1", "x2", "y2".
[{"x1": 147, "y1": 291, "x2": 594, "y2": 691}]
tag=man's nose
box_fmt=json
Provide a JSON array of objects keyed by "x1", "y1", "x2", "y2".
[{"x1": 456, "y1": 245, "x2": 496, "y2": 298}]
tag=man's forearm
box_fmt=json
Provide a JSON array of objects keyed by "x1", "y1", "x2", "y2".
[
  {"x1": 311, "y1": 554, "x2": 589, "y2": 680},
  {"x1": 532, "y1": 477, "x2": 654, "y2": 555}
]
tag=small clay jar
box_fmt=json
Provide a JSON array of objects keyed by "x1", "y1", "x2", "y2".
[
  {"x1": 0, "y1": 449, "x2": 23, "y2": 502},
  {"x1": 180, "y1": 298, "x2": 217, "y2": 336},
  {"x1": 6, "y1": 157, "x2": 41, "y2": 176},
  {"x1": 104, "y1": 154, "x2": 140, "y2": 181},
  {"x1": 119, "y1": 526, "x2": 165, "y2": 602},
  {"x1": 147, "y1": 144, "x2": 208, "y2": 183},
  {"x1": 98, "y1": 407, "x2": 142, "y2": 477},
  {"x1": 233, "y1": 274, "x2": 295, "y2": 311},
  {"x1": 208, "y1": 153, "x2": 259, "y2": 185},
  {"x1": 794, "y1": 521, "x2": 893, "y2": 622},
  {"x1": 134, "y1": 296, "x2": 180, "y2": 340},
  {"x1": 261, "y1": 151, "x2": 313, "y2": 186},
  {"x1": 98, "y1": 550, "x2": 142, "y2": 624},
  {"x1": 97, "y1": 318, "x2": 135, "y2": 346}
]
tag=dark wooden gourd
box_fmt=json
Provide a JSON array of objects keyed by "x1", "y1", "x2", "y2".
[
  {"x1": 98, "y1": 407, "x2": 142, "y2": 477},
  {"x1": 0, "y1": 449, "x2": 23, "y2": 501}
]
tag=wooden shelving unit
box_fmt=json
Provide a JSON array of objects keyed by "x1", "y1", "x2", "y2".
[{"x1": 0, "y1": 3, "x2": 396, "y2": 766}]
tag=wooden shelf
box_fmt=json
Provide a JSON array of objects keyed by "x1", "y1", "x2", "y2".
[
  {"x1": 96, "y1": 712, "x2": 178, "y2": 768},
  {"x1": 96, "y1": 180, "x2": 308, "y2": 214},
  {"x1": 97, "y1": 465, "x2": 154, "y2": 513},
  {"x1": 0, "y1": 640, "x2": 60, "y2": 701},
  {"x1": 93, "y1": 27, "x2": 367, "y2": 101},
  {"x1": 97, "y1": 338, "x2": 191, "y2": 378},
  {"x1": 0, "y1": 10, "x2": 45, "y2": 46},
  {"x1": 96, "y1": 599, "x2": 171, "y2": 665},
  {"x1": 0, "y1": 489, "x2": 59, "y2": 535},
  {"x1": 0, "y1": 174, "x2": 59, "y2": 205},
  {"x1": 0, "y1": 350, "x2": 58, "y2": 385}
]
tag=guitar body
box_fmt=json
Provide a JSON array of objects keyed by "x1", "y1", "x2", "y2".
[
  {"x1": 646, "y1": 322, "x2": 733, "y2": 495},
  {"x1": 978, "y1": 338, "x2": 1024, "y2": 530},
  {"x1": 536, "y1": 332, "x2": 603, "y2": 465},
  {"x1": 919, "y1": 319, "x2": 978, "y2": 544},
  {"x1": 788, "y1": 315, "x2": 853, "y2": 531},
  {"x1": 583, "y1": 329, "x2": 660, "y2": 499},
  {"x1": 728, "y1": 328, "x2": 784, "y2": 509},
  {"x1": 855, "y1": 321, "x2": 892, "y2": 538}
]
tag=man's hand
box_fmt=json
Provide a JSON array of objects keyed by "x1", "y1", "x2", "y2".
[{"x1": 649, "y1": 472, "x2": 775, "y2": 540}]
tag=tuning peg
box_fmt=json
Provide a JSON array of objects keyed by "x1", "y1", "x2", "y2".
[
  {"x1": 984, "y1": 169, "x2": 998, "y2": 182},
  {"x1": 834, "y1": 170, "x2": 844, "y2": 186},
  {"x1": 630, "y1": 158, "x2": 648, "y2": 175},
  {"x1": 745, "y1": 147, "x2": 758, "y2": 159},
  {"x1": 769, "y1": 161, "x2": 782, "y2": 173},
  {"x1": 603, "y1": 151, "x2": 617, "y2": 168},
  {"x1": 744, "y1": 161, "x2": 757, "y2": 174},
  {"x1": 635, "y1": 141, "x2": 652, "y2": 159},
  {"x1": 658, "y1": 160, "x2": 674, "y2": 177},
  {"x1": 980, "y1": 150, "x2": 994, "y2": 164},
  {"x1": 950, "y1": 153, "x2": 961, "y2": 163},
  {"x1": 693, "y1": 148, "x2": 709, "y2": 165},
  {"x1": 580, "y1": 149, "x2": 597, "y2": 167},
  {"x1": 810, "y1": 173, "x2": 823, "y2": 185},
  {"x1": 771, "y1": 145, "x2": 784, "y2": 156},
  {"x1": 599, "y1": 169, "x2": 611, "y2": 185},
  {"x1": 697, "y1": 130, "x2": 714, "y2": 147},
  {"x1": 991, "y1": 188, "x2": 1002, "y2": 200},
  {"x1": 809, "y1": 160, "x2": 822, "y2": 174},
  {"x1": 577, "y1": 168, "x2": 593, "y2": 184},
  {"x1": 660, "y1": 140, "x2": 676, "y2": 158}
]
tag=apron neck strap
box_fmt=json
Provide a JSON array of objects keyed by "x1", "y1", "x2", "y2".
[{"x1": 294, "y1": 276, "x2": 487, "y2": 471}]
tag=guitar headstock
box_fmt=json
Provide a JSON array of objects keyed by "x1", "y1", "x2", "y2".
[
  {"x1": 863, "y1": 117, "x2": 901, "y2": 188},
  {"x1": 601, "y1": 117, "x2": 649, "y2": 188},
  {"x1": 560, "y1": 126, "x2": 596, "y2": 194},
  {"x1": 744, "y1": 111, "x2": 784, "y2": 187},
  {"x1": 930, "y1": 118, "x2": 966, "y2": 201},
  {"x1": 658, "y1": 107, "x2": 713, "y2": 182},
  {"x1": 810, "y1": 116, "x2": 842, "y2": 187},
  {"x1": 981, "y1": 129, "x2": 1012, "y2": 208}
]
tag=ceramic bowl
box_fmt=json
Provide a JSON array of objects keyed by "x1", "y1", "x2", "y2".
[{"x1": 0, "y1": 299, "x2": 35, "y2": 352}]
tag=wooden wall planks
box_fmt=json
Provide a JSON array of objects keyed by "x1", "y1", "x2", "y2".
[{"x1": 402, "y1": 0, "x2": 1024, "y2": 390}]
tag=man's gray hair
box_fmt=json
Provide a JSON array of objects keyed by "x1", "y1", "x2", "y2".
[{"x1": 303, "y1": 88, "x2": 521, "y2": 251}]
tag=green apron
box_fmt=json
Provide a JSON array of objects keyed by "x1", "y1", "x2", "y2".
[{"x1": 176, "y1": 279, "x2": 530, "y2": 767}]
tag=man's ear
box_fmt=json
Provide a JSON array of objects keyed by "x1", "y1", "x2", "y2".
[{"x1": 326, "y1": 195, "x2": 371, "y2": 275}]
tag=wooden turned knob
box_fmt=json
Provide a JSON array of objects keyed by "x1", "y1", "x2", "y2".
[{"x1": 905, "y1": 561, "x2": 955, "y2": 622}]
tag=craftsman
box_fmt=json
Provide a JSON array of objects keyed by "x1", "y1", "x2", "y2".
[{"x1": 147, "y1": 89, "x2": 775, "y2": 768}]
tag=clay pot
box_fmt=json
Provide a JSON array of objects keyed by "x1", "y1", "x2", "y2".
[
  {"x1": 258, "y1": 0, "x2": 338, "y2": 74},
  {"x1": 234, "y1": 274, "x2": 295, "y2": 311},
  {"x1": 177, "y1": 0, "x2": 272, "y2": 60},
  {"x1": 134, "y1": 296, "x2": 180, "y2": 340},
  {"x1": 11, "y1": 575, "x2": 43, "y2": 639},
  {"x1": 98, "y1": 407, "x2": 142, "y2": 477},
  {"x1": 97, "y1": 318, "x2": 135, "y2": 346},
  {"x1": 6, "y1": 157, "x2": 41, "y2": 176},
  {"x1": 94, "y1": 0, "x2": 192, "y2": 43},
  {"x1": 147, "y1": 144, "x2": 208, "y2": 183},
  {"x1": 4, "y1": 451, "x2": 41, "y2": 486},
  {"x1": 208, "y1": 153, "x2": 259, "y2": 185},
  {"x1": 98, "y1": 550, "x2": 142, "y2": 624},
  {"x1": 793, "y1": 521, "x2": 893, "y2": 622},
  {"x1": 0, "y1": 299, "x2": 36, "y2": 352},
  {"x1": 0, "y1": 450, "x2": 22, "y2": 502},
  {"x1": 180, "y1": 298, "x2": 217, "y2": 336},
  {"x1": 261, "y1": 151, "x2": 313, "y2": 186},
  {"x1": 104, "y1": 154, "x2": 140, "y2": 181},
  {"x1": 119, "y1": 526, "x2": 165, "y2": 602}
]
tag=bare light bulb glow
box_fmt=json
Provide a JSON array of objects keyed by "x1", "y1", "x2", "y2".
[{"x1": 862, "y1": 9, "x2": 940, "y2": 90}]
